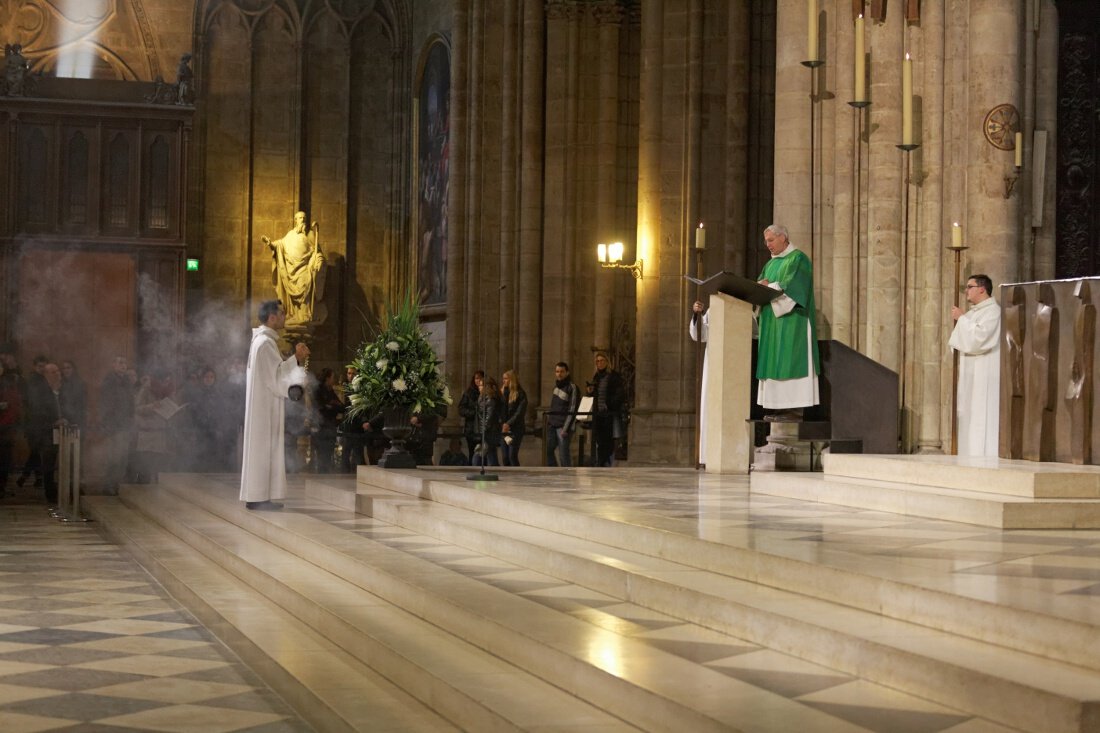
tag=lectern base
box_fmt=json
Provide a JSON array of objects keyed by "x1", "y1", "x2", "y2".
[{"x1": 753, "y1": 422, "x2": 816, "y2": 472}]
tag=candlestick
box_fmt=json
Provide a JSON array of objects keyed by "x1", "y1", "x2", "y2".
[
  {"x1": 951, "y1": 222, "x2": 962, "y2": 249},
  {"x1": 807, "y1": 0, "x2": 819, "y2": 62},
  {"x1": 854, "y1": 15, "x2": 866, "y2": 104},
  {"x1": 695, "y1": 223, "x2": 706, "y2": 251},
  {"x1": 1015, "y1": 132, "x2": 1023, "y2": 168},
  {"x1": 902, "y1": 53, "x2": 913, "y2": 146}
]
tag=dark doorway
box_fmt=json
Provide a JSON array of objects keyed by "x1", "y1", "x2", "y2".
[{"x1": 1056, "y1": 0, "x2": 1100, "y2": 277}]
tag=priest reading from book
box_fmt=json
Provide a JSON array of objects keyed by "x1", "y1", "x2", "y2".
[{"x1": 755, "y1": 224, "x2": 820, "y2": 421}]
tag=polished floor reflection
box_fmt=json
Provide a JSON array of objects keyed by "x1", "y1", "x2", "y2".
[{"x1": 8, "y1": 462, "x2": 1100, "y2": 732}]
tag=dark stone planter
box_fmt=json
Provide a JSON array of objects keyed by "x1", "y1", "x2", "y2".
[{"x1": 377, "y1": 405, "x2": 417, "y2": 469}]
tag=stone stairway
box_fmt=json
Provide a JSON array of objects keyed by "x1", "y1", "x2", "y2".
[
  {"x1": 82, "y1": 467, "x2": 1100, "y2": 732},
  {"x1": 343, "y1": 467, "x2": 1100, "y2": 733}
]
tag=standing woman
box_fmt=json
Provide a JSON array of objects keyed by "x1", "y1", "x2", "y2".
[
  {"x1": 312, "y1": 368, "x2": 342, "y2": 472},
  {"x1": 500, "y1": 369, "x2": 528, "y2": 466},
  {"x1": 474, "y1": 376, "x2": 502, "y2": 466},
  {"x1": 458, "y1": 370, "x2": 484, "y2": 460}
]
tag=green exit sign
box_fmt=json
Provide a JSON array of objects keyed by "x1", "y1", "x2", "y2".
[{"x1": 186, "y1": 258, "x2": 200, "y2": 272}]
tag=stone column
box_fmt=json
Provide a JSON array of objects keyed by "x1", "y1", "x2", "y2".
[
  {"x1": 773, "y1": 0, "x2": 812, "y2": 245},
  {"x1": 498, "y1": 1, "x2": 519, "y2": 368},
  {"x1": 542, "y1": 0, "x2": 579, "y2": 376},
  {"x1": 830, "y1": 2, "x2": 857, "y2": 347},
  {"x1": 518, "y1": 1, "x2": 546, "y2": 387},
  {"x1": 592, "y1": 2, "x2": 623, "y2": 356},
  {"x1": 965, "y1": 0, "x2": 1024, "y2": 287},
  {"x1": 863, "y1": 9, "x2": 904, "y2": 371},
  {"x1": 631, "y1": 0, "x2": 665, "y2": 455},
  {"x1": 446, "y1": 0, "x2": 472, "y2": 384},
  {"x1": 913, "y1": 0, "x2": 947, "y2": 453}
]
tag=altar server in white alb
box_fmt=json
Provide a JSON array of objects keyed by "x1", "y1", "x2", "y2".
[
  {"x1": 240, "y1": 300, "x2": 309, "y2": 510},
  {"x1": 949, "y1": 274, "x2": 1001, "y2": 457}
]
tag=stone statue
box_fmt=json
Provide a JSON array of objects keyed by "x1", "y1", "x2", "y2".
[
  {"x1": 1002, "y1": 286, "x2": 1027, "y2": 459},
  {"x1": 262, "y1": 211, "x2": 326, "y2": 329},
  {"x1": 2, "y1": 44, "x2": 30, "y2": 97},
  {"x1": 1024, "y1": 284, "x2": 1057, "y2": 462},
  {"x1": 1066, "y1": 280, "x2": 1094, "y2": 464},
  {"x1": 176, "y1": 53, "x2": 194, "y2": 105}
]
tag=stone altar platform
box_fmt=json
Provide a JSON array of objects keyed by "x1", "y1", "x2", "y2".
[{"x1": 751, "y1": 453, "x2": 1100, "y2": 528}]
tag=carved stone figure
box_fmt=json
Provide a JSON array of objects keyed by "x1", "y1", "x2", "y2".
[
  {"x1": 176, "y1": 53, "x2": 194, "y2": 105},
  {"x1": 1002, "y1": 286, "x2": 1027, "y2": 459},
  {"x1": 1066, "y1": 280, "x2": 1095, "y2": 464},
  {"x1": 2, "y1": 44, "x2": 30, "y2": 97},
  {"x1": 1024, "y1": 284, "x2": 1057, "y2": 462},
  {"x1": 262, "y1": 211, "x2": 326, "y2": 329}
]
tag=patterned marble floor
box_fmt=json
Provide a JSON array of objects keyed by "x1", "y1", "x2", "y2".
[
  {"x1": 0, "y1": 486, "x2": 311, "y2": 733},
  {"x1": 11, "y1": 460, "x2": 1100, "y2": 732}
]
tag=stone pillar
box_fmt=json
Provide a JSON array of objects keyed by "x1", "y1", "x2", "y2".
[
  {"x1": 830, "y1": 2, "x2": 857, "y2": 348},
  {"x1": 634, "y1": 0, "x2": 663, "y2": 416},
  {"x1": 519, "y1": 1, "x2": 546, "y2": 388},
  {"x1": 592, "y1": 2, "x2": 623, "y2": 355},
  {"x1": 447, "y1": 0, "x2": 472, "y2": 385},
  {"x1": 498, "y1": 1, "x2": 519, "y2": 368},
  {"x1": 965, "y1": 0, "x2": 1024, "y2": 288},
  {"x1": 863, "y1": 9, "x2": 903, "y2": 371},
  {"x1": 913, "y1": 0, "x2": 947, "y2": 453},
  {"x1": 773, "y1": 0, "x2": 812, "y2": 245}
]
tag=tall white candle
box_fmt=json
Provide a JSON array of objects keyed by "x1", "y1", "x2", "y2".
[
  {"x1": 1015, "y1": 132, "x2": 1023, "y2": 168},
  {"x1": 952, "y1": 222, "x2": 962, "y2": 249},
  {"x1": 902, "y1": 53, "x2": 913, "y2": 145},
  {"x1": 854, "y1": 15, "x2": 866, "y2": 103},
  {"x1": 807, "y1": 0, "x2": 819, "y2": 62},
  {"x1": 696, "y1": 223, "x2": 706, "y2": 250}
]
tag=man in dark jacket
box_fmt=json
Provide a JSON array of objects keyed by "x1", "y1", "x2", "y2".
[
  {"x1": 26, "y1": 363, "x2": 74, "y2": 504},
  {"x1": 99, "y1": 356, "x2": 135, "y2": 492},
  {"x1": 546, "y1": 361, "x2": 579, "y2": 467},
  {"x1": 590, "y1": 353, "x2": 625, "y2": 467}
]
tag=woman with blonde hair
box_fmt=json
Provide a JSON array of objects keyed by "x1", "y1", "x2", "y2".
[{"x1": 500, "y1": 369, "x2": 528, "y2": 466}]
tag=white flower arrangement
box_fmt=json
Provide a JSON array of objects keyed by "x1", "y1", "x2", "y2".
[{"x1": 346, "y1": 292, "x2": 452, "y2": 418}]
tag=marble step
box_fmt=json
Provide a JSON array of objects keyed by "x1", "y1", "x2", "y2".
[
  {"x1": 344, "y1": 476, "x2": 1100, "y2": 733},
  {"x1": 82, "y1": 495, "x2": 459, "y2": 733},
  {"x1": 823, "y1": 453, "x2": 1100, "y2": 499},
  {"x1": 118, "y1": 484, "x2": 642, "y2": 733},
  {"x1": 353, "y1": 468, "x2": 1100, "y2": 678},
  {"x1": 750, "y1": 470, "x2": 1100, "y2": 529},
  {"x1": 154, "y1": 475, "x2": 908, "y2": 733}
]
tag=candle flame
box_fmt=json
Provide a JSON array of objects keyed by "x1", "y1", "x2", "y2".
[{"x1": 906, "y1": 52, "x2": 911, "y2": 60}]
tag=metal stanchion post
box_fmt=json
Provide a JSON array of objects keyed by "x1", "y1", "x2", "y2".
[
  {"x1": 65, "y1": 427, "x2": 88, "y2": 522},
  {"x1": 53, "y1": 425, "x2": 68, "y2": 519}
]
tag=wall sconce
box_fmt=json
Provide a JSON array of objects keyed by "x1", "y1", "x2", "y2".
[
  {"x1": 597, "y1": 241, "x2": 643, "y2": 280},
  {"x1": 1005, "y1": 131, "x2": 1023, "y2": 199}
]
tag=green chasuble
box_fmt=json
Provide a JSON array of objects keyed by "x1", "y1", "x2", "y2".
[{"x1": 756, "y1": 248, "x2": 820, "y2": 380}]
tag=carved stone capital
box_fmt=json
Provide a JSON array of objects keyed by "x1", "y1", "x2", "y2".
[
  {"x1": 545, "y1": 0, "x2": 579, "y2": 22},
  {"x1": 591, "y1": 1, "x2": 625, "y2": 25}
]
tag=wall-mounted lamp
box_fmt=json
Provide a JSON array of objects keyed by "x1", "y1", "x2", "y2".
[
  {"x1": 597, "y1": 241, "x2": 643, "y2": 280},
  {"x1": 1005, "y1": 131, "x2": 1023, "y2": 199}
]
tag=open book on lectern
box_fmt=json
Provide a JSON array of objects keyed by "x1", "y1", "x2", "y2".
[{"x1": 684, "y1": 271, "x2": 780, "y2": 307}]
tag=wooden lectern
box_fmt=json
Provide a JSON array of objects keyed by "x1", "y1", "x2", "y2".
[{"x1": 685, "y1": 272, "x2": 779, "y2": 474}]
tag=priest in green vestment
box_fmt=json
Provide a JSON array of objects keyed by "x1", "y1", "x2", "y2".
[{"x1": 755, "y1": 224, "x2": 820, "y2": 420}]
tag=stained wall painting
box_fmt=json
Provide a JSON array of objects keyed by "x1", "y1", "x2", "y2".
[{"x1": 416, "y1": 39, "x2": 450, "y2": 308}]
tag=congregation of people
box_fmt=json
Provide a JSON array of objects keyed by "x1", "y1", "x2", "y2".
[{"x1": 0, "y1": 347, "x2": 252, "y2": 503}]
